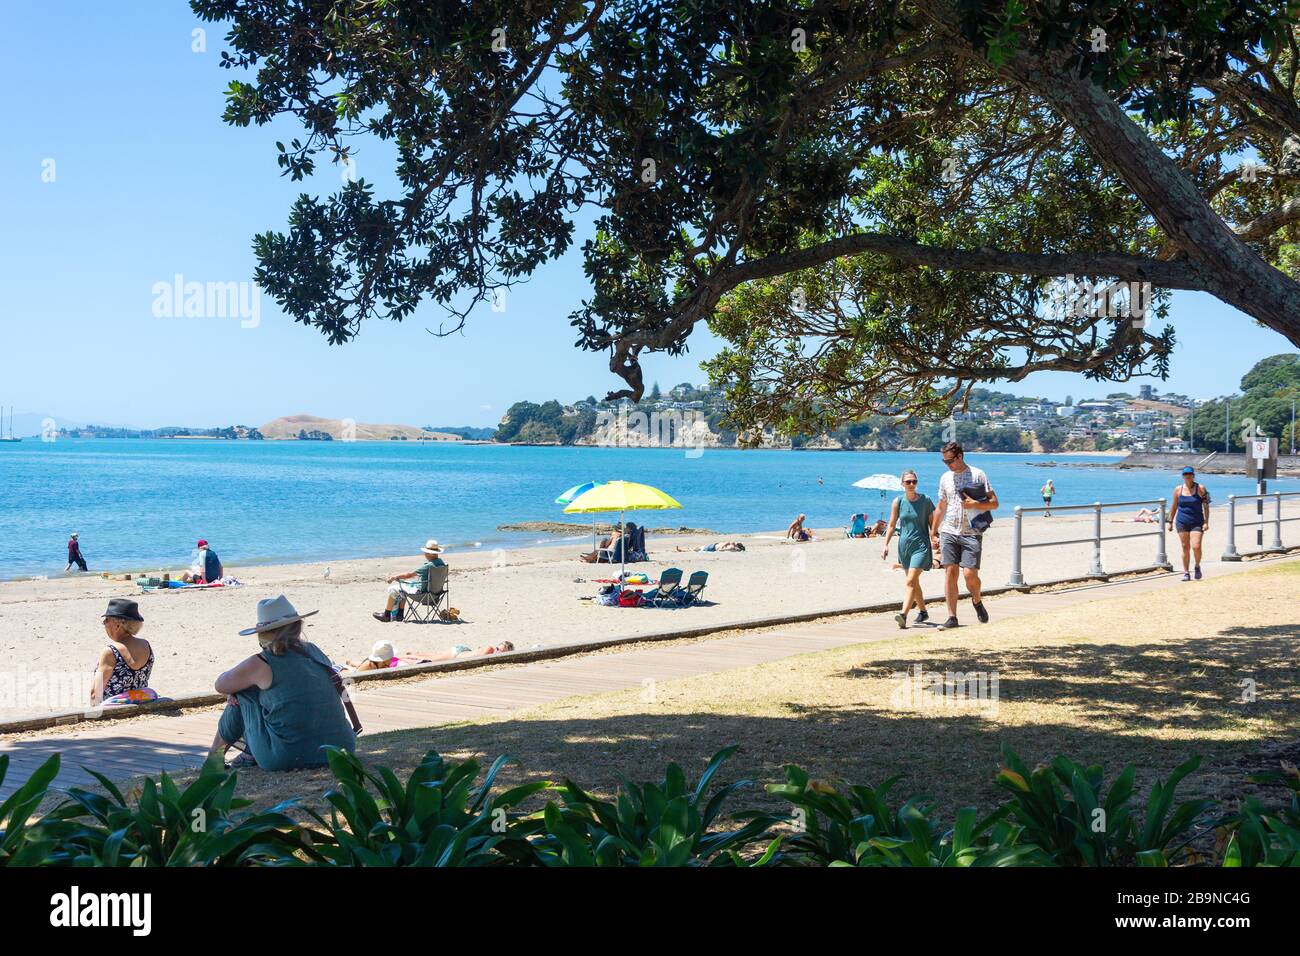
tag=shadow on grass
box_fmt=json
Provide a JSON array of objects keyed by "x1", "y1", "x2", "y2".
[{"x1": 6, "y1": 627, "x2": 1298, "y2": 817}]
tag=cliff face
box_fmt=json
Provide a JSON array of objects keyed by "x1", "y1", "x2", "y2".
[
  {"x1": 259, "y1": 414, "x2": 462, "y2": 441},
  {"x1": 576, "y1": 408, "x2": 723, "y2": 449}
]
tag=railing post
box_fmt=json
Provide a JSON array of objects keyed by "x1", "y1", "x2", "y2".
[
  {"x1": 1089, "y1": 502, "x2": 1104, "y2": 577},
  {"x1": 1222, "y1": 495, "x2": 1240, "y2": 561},
  {"x1": 1156, "y1": 498, "x2": 1169, "y2": 568},
  {"x1": 1008, "y1": 506, "x2": 1024, "y2": 586},
  {"x1": 1272, "y1": 493, "x2": 1284, "y2": 551}
]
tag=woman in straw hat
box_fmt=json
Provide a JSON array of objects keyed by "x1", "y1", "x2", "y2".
[
  {"x1": 374, "y1": 539, "x2": 447, "y2": 622},
  {"x1": 210, "y1": 594, "x2": 356, "y2": 770}
]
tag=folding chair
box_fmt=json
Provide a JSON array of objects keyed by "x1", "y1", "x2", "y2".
[
  {"x1": 650, "y1": 568, "x2": 684, "y2": 607},
  {"x1": 845, "y1": 513, "x2": 867, "y2": 537},
  {"x1": 401, "y1": 564, "x2": 450, "y2": 623},
  {"x1": 679, "y1": 570, "x2": 708, "y2": 606}
]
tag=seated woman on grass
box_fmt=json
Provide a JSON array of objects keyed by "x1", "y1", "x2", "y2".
[
  {"x1": 344, "y1": 639, "x2": 515, "y2": 672},
  {"x1": 210, "y1": 595, "x2": 356, "y2": 770}
]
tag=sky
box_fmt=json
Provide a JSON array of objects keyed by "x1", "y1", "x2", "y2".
[{"x1": 0, "y1": 3, "x2": 1294, "y2": 431}]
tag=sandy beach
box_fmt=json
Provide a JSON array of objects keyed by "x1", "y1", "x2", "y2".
[{"x1": 2, "y1": 500, "x2": 1295, "y2": 721}]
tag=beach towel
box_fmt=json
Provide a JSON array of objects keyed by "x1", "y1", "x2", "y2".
[{"x1": 104, "y1": 688, "x2": 160, "y2": 706}]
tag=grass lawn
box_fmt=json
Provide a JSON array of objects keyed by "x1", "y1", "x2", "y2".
[{"x1": 142, "y1": 561, "x2": 1300, "y2": 818}]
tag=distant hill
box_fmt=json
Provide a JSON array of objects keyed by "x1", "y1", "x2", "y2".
[
  {"x1": 425, "y1": 425, "x2": 495, "y2": 440},
  {"x1": 259, "y1": 414, "x2": 462, "y2": 441}
]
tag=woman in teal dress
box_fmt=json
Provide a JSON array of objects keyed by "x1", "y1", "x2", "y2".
[
  {"x1": 211, "y1": 595, "x2": 356, "y2": 770},
  {"x1": 880, "y1": 469, "x2": 936, "y2": 629}
]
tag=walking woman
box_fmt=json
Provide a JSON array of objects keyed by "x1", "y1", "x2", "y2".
[
  {"x1": 1167, "y1": 466, "x2": 1210, "y2": 581},
  {"x1": 881, "y1": 469, "x2": 936, "y2": 628}
]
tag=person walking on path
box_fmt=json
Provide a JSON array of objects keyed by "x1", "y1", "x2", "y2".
[
  {"x1": 1040, "y1": 479, "x2": 1056, "y2": 517},
  {"x1": 880, "y1": 469, "x2": 935, "y2": 628},
  {"x1": 930, "y1": 442, "x2": 998, "y2": 630},
  {"x1": 1168, "y1": 466, "x2": 1210, "y2": 581},
  {"x1": 66, "y1": 532, "x2": 87, "y2": 572}
]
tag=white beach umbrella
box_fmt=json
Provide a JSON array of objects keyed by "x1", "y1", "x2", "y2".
[{"x1": 852, "y1": 474, "x2": 904, "y2": 492}]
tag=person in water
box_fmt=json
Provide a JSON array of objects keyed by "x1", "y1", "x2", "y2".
[
  {"x1": 880, "y1": 470, "x2": 936, "y2": 628},
  {"x1": 1168, "y1": 466, "x2": 1210, "y2": 581},
  {"x1": 66, "y1": 532, "x2": 88, "y2": 572}
]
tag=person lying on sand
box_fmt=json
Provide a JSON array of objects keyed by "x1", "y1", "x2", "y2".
[
  {"x1": 786, "y1": 514, "x2": 814, "y2": 542},
  {"x1": 675, "y1": 541, "x2": 746, "y2": 552},
  {"x1": 344, "y1": 639, "x2": 515, "y2": 672},
  {"x1": 1111, "y1": 508, "x2": 1158, "y2": 523}
]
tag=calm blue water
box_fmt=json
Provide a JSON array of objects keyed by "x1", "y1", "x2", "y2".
[{"x1": 0, "y1": 440, "x2": 1290, "y2": 579}]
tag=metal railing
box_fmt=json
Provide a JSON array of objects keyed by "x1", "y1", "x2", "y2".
[
  {"x1": 1007, "y1": 499, "x2": 1170, "y2": 587},
  {"x1": 1221, "y1": 492, "x2": 1300, "y2": 561}
]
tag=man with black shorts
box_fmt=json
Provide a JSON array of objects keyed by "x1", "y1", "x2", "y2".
[{"x1": 930, "y1": 442, "x2": 998, "y2": 630}]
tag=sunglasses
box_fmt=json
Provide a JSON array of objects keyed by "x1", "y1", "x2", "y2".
[
  {"x1": 942, "y1": 456, "x2": 959, "y2": 464},
  {"x1": 903, "y1": 479, "x2": 917, "y2": 485}
]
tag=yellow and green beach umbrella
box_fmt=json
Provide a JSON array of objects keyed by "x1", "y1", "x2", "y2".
[{"x1": 563, "y1": 480, "x2": 683, "y2": 579}]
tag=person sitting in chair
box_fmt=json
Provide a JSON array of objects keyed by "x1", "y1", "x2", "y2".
[
  {"x1": 374, "y1": 539, "x2": 445, "y2": 622},
  {"x1": 579, "y1": 523, "x2": 624, "y2": 563}
]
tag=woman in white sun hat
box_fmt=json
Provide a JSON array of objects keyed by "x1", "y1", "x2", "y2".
[
  {"x1": 210, "y1": 594, "x2": 356, "y2": 769},
  {"x1": 374, "y1": 539, "x2": 446, "y2": 622}
]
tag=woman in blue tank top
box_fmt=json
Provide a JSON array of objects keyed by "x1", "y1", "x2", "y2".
[{"x1": 1167, "y1": 466, "x2": 1210, "y2": 581}]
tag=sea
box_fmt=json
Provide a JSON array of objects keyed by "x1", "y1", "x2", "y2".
[{"x1": 0, "y1": 439, "x2": 1291, "y2": 580}]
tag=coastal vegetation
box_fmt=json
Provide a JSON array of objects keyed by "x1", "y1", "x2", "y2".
[{"x1": 3, "y1": 744, "x2": 1295, "y2": 866}]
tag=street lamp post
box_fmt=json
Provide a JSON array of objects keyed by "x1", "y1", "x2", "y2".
[{"x1": 1225, "y1": 401, "x2": 1230, "y2": 454}]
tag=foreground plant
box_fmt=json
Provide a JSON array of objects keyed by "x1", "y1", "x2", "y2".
[
  {"x1": 536, "y1": 746, "x2": 781, "y2": 866},
  {"x1": 995, "y1": 746, "x2": 1214, "y2": 866},
  {"x1": 764, "y1": 765, "x2": 1046, "y2": 867}
]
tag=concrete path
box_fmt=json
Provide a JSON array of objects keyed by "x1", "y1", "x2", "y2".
[{"x1": 1, "y1": 552, "x2": 1293, "y2": 798}]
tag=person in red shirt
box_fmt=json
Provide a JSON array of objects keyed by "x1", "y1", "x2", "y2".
[{"x1": 66, "y1": 532, "x2": 88, "y2": 572}]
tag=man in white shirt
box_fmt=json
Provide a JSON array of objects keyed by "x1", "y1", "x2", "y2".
[{"x1": 930, "y1": 442, "x2": 998, "y2": 629}]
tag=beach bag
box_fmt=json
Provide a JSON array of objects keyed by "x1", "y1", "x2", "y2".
[{"x1": 618, "y1": 589, "x2": 644, "y2": 608}]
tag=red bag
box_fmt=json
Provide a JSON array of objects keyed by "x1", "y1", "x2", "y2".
[{"x1": 618, "y1": 589, "x2": 644, "y2": 608}]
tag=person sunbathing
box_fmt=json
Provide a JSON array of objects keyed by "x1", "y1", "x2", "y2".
[
  {"x1": 864, "y1": 519, "x2": 888, "y2": 538},
  {"x1": 786, "y1": 514, "x2": 814, "y2": 541},
  {"x1": 1112, "y1": 508, "x2": 1158, "y2": 523},
  {"x1": 90, "y1": 599, "x2": 154, "y2": 706},
  {"x1": 344, "y1": 639, "x2": 515, "y2": 671},
  {"x1": 675, "y1": 541, "x2": 745, "y2": 552},
  {"x1": 579, "y1": 524, "x2": 624, "y2": 563}
]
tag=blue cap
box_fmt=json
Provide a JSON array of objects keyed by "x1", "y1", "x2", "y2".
[{"x1": 1181, "y1": 467, "x2": 1195, "y2": 475}]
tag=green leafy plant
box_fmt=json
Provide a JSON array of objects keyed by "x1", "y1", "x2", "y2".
[
  {"x1": 765, "y1": 765, "x2": 1045, "y2": 867},
  {"x1": 535, "y1": 746, "x2": 780, "y2": 866},
  {"x1": 296, "y1": 747, "x2": 550, "y2": 866},
  {"x1": 1221, "y1": 766, "x2": 1300, "y2": 867},
  {"x1": 995, "y1": 746, "x2": 1213, "y2": 866},
  {"x1": 55, "y1": 754, "x2": 312, "y2": 866}
]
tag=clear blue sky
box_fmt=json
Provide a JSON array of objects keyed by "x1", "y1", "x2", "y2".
[{"x1": 0, "y1": 3, "x2": 1292, "y2": 430}]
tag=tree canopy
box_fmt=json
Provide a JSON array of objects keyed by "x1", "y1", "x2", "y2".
[{"x1": 194, "y1": 0, "x2": 1300, "y2": 437}]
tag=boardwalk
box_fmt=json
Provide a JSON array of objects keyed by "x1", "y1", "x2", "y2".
[{"x1": 1, "y1": 554, "x2": 1292, "y2": 797}]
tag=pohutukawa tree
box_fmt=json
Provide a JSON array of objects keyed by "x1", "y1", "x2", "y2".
[{"x1": 193, "y1": 0, "x2": 1300, "y2": 436}]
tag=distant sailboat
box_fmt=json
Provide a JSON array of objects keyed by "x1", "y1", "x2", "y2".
[{"x1": 0, "y1": 407, "x2": 23, "y2": 442}]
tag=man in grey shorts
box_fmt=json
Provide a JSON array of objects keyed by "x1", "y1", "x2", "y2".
[{"x1": 930, "y1": 441, "x2": 998, "y2": 630}]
